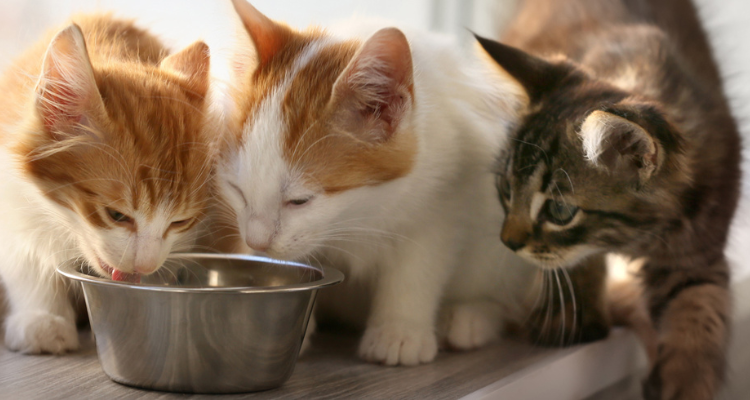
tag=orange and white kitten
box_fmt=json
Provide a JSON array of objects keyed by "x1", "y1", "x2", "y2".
[
  {"x1": 0, "y1": 15, "x2": 214, "y2": 354},
  {"x1": 212, "y1": 1, "x2": 536, "y2": 366}
]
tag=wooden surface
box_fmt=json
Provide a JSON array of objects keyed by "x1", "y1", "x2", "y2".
[
  {"x1": 0, "y1": 328, "x2": 552, "y2": 399},
  {"x1": 2, "y1": 259, "x2": 748, "y2": 399},
  {"x1": 3, "y1": 278, "x2": 749, "y2": 400},
  {"x1": 1, "y1": 291, "x2": 749, "y2": 400}
]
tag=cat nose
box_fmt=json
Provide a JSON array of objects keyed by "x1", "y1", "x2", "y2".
[
  {"x1": 502, "y1": 237, "x2": 526, "y2": 251},
  {"x1": 501, "y1": 219, "x2": 529, "y2": 251},
  {"x1": 133, "y1": 235, "x2": 162, "y2": 274},
  {"x1": 245, "y1": 217, "x2": 276, "y2": 252},
  {"x1": 246, "y1": 238, "x2": 271, "y2": 252}
]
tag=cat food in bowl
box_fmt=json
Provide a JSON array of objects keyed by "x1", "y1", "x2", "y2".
[{"x1": 57, "y1": 253, "x2": 343, "y2": 393}]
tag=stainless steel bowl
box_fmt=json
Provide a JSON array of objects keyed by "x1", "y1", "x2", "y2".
[{"x1": 57, "y1": 253, "x2": 344, "y2": 394}]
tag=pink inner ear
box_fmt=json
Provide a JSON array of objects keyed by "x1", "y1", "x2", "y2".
[
  {"x1": 335, "y1": 28, "x2": 414, "y2": 142},
  {"x1": 39, "y1": 83, "x2": 84, "y2": 131},
  {"x1": 35, "y1": 24, "x2": 99, "y2": 138}
]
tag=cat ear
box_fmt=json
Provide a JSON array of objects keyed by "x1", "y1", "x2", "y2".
[
  {"x1": 35, "y1": 24, "x2": 103, "y2": 137},
  {"x1": 474, "y1": 34, "x2": 566, "y2": 103},
  {"x1": 330, "y1": 27, "x2": 414, "y2": 143},
  {"x1": 160, "y1": 41, "x2": 210, "y2": 98},
  {"x1": 230, "y1": 0, "x2": 292, "y2": 74},
  {"x1": 579, "y1": 110, "x2": 663, "y2": 183}
]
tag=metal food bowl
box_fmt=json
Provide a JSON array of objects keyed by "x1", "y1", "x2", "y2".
[{"x1": 57, "y1": 253, "x2": 344, "y2": 394}]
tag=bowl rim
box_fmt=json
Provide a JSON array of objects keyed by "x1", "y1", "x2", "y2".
[{"x1": 56, "y1": 252, "x2": 344, "y2": 294}]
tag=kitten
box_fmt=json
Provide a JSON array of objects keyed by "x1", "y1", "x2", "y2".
[
  {"x1": 481, "y1": 0, "x2": 741, "y2": 398},
  {"x1": 211, "y1": 0, "x2": 536, "y2": 366},
  {"x1": 0, "y1": 15, "x2": 215, "y2": 354}
]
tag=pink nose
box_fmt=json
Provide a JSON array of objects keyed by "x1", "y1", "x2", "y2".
[
  {"x1": 245, "y1": 238, "x2": 271, "y2": 252},
  {"x1": 245, "y1": 217, "x2": 276, "y2": 252}
]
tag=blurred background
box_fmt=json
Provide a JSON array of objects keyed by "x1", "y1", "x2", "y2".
[
  {"x1": 0, "y1": 0, "x2": 748, "y2": 279},
  {"x1": 0, "y1": 0, "x2": 514, "y2": 71}
]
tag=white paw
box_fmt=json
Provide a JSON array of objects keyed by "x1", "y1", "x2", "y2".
[
  {"x1": 299, "y1": 314, "x2": 317, "y2": 356},
  {"x1": 4, "y1": 311, "x2": 79, "y2": 354},
  {"x1": 358, "y1": 322, "x2": 437, "y2": 366},
  {"x1": 444, "y1": 303, "x2": 501, "y2": 351}
]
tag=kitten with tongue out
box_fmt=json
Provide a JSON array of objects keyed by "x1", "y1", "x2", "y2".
[
  {"x1": 0, "y1": 15, "x2": 216, "y2": 355},
  {"x1": 103, "y1": 263, "x2": 141, "y2": 283}
]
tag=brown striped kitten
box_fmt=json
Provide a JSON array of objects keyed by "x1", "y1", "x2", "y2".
[{"x1": 478, "y1": 0, "x2": 742, "y2": 399}]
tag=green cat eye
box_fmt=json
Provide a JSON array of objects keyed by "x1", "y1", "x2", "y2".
[
  {"x1": 106, "y1": 208, "x2": 132, "y2": 224},
  {"x1": 544, "y1": 200, "x2": 578, "y2": 225}
]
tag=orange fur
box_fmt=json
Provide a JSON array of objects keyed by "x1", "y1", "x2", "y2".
[
  {"x1": 0, "y1": 13, "x2": 218, "y2": 355},
  {"x1": 2, "y1": 15, "x2": 214, "y2": 230},
  {"x1": 223, "y1": 16, "x2": 417, "y2": 194}
]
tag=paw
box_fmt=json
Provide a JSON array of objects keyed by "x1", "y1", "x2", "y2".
[
  {"x1": 358, "y1": 322, "x2": 438, "y2": 366},
  {"x1": 4, "y1": 311, "x2": 79, "y2": 354},
  {"x1": 642, "y1": 351, "x2": 718, "y2": 400},
  {"x1": 299, "y1": 314, "x2": 317, "y2": 356},
  {"x1": 443, "y1": 303, "x2": 501, "y2": 350}
]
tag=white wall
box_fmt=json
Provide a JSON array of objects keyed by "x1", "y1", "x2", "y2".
[{"x1": 0, "y1": 0, "x2": 437, "y2": 72}]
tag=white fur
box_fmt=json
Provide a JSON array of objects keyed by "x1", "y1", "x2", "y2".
[
  {"x1": 217, "y1": 21, "x2": 536, "y2": 365},
  {"x1": 0, "y1": 145, "x2": 197, "y2": 354},
  {"x1": 530, "y1": 191, "x2": 547, "y2": 221},
  {"x1": 580, "y1": 110, "x2": 615, "y2": 166},
  {"x1": 0, "y1": 148, "x2": 82, "y2": 353},
  {"x1": 0, "y1": 32, "x2": 200, "y2": 354},
  {"x1": 580, "y1": 110, "x2": 657, "y2": 169}
]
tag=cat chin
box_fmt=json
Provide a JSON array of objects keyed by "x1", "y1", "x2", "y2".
[
  {"x1": 518, "y1": 248, "x2": 599, "y2": 270},
  {"x1": 525, "y1": 258, "x2": 573, "y2": 271}
]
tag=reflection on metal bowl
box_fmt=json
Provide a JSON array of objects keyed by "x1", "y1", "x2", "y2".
[{"x1": 57, "y1": 253, "x2": 344, "y2": 394}]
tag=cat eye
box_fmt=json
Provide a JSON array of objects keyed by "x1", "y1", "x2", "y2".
[
  {"x1": 106, "y1": 208, "x2": 132, "y2": 224},
  {"x1": 171, "y1": 218, "x2": 191, "y2": 228},
  {"x1": 543, "y1": 200, "x2": 579, "y2": 225},
  {"x1": 287, "y1": 197, "x2": 311, "y2": 206}
]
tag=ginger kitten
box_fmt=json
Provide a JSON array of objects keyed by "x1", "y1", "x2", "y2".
[
  {"x1": 0, "y1": 15, "x2": 214, "y2": 354},
  {"x1": 211, "y1": 0, "x2": 536, "y2": 366}
]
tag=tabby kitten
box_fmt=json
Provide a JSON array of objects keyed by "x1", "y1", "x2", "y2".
[
  {"x1": 0, "y1": 15, "x2": 214, "y2": 354},
  {"x1": 211, "y1": 0, "x2": 536, "y2": 366},
  {"x1": 480, "y1": 0, "x2": 741, "y2": 398}
]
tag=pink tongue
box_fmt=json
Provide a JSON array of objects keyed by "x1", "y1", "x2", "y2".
[{"x1": 112, "y1": 269, "x2": 141, "y2": 283}]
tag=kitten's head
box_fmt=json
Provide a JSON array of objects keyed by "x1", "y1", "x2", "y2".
[
  {"x1": 17, "y1": 25, "x2": 214, "y2": 280},
  {"x1": 476, "y1": 36, "x2": 689, "y2": 269},
  {"x1": 215, "y1": 1, "x2": 416, "y2": 259}
]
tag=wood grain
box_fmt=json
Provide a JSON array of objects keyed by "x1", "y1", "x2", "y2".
[
  {"x1": 0, "y1": 327, "x2": 551, "y2": 399},
  {"x1": 3, "y1": 275, "x2": 747, "y2": 399}
]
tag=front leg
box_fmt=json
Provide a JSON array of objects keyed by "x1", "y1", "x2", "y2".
[
  {"x1": 642, "y1": 259, "x2": 730, "y2": 400},
  {"x1": 358, "y1": 229, "x2": 455, "y2": 366},
  {"x1": 439, "y1": 300, "x2": 505, "y2": 350},
  {"x1": 2, "y1": 260, "x2": 79, "y2": 354}
]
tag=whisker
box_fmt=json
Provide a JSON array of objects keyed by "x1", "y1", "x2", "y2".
[
  {"x1": 553, "y1": 268, "x2": 566, "y2": 346},
  {"x1": 561, "y1": 267, "x2": 578, "y2": 346}
]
